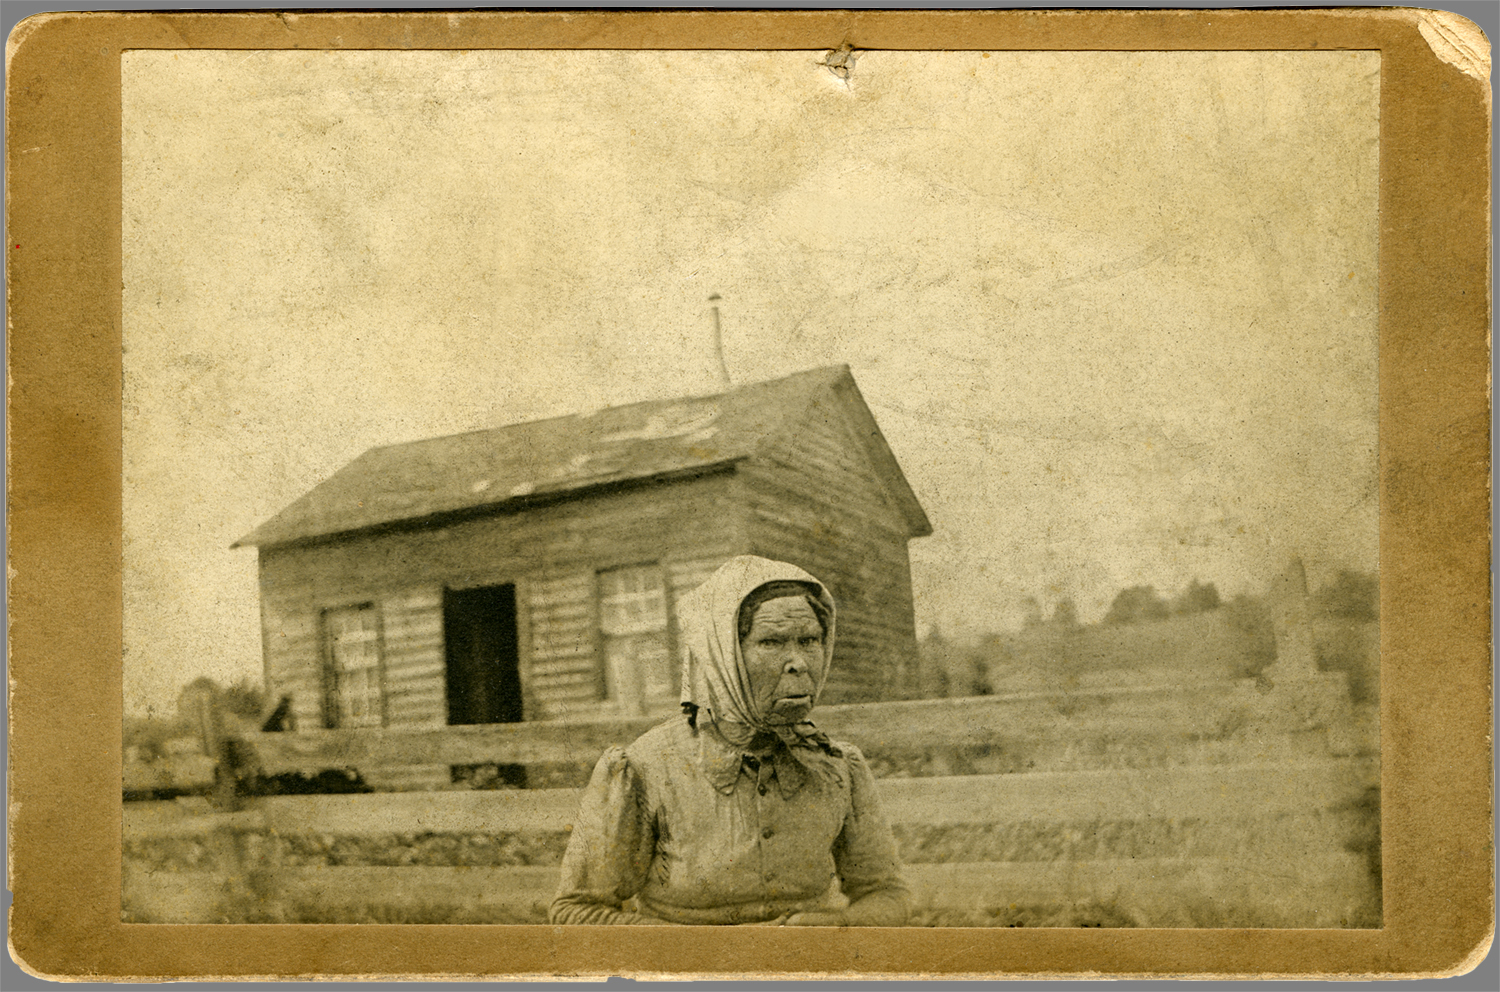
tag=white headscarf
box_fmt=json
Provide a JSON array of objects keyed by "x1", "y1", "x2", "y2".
[{"x1": 677, "y1": 556, "x2": 836, "y2": 746}]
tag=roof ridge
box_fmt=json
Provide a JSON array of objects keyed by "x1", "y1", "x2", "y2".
[
  {"x1": 233, "y1": 364, "x2": 859, "y2": 548},
  {"x1": 359, "y1": 364, "x2": 851, "y2": 455}
]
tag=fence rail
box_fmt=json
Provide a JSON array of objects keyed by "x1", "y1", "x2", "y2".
[
  {"x1": 122, "y1": 682, "x2": 1379, "y2": 927},
  {"x1": 241, "y1": 679, "x2": 1352, "y2": 776},
  {"x1": 122, "y1": 757, "x2": 1378, "y2": 928},
  {"x1": 125, "y1": 758, "x2": 1377, "y2": 842}
]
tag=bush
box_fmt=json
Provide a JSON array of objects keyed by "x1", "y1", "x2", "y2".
[
  {"x1": 1315, "y1": 619, "x2": 1379, "y2": 704},
  {"x1": 124, "y1": 714, "x2": 187, "y2": 763},
  {"x1": 1051, "y1": 598, "x2": 1081, "y2": 628},
  {"x1": 1103, "y1": 586, "x2": 1170, "y2": 625},
  {"x1": 220, "y1": 679, "x2": 268, "y2": 719},
  {"x1": 1314, "y1": 570, "x2": 1379, "y2": 621},
  {"x1": 1222, "y1": 594, "x2": 1276, "y2": 677},
  {"x1": 1172, "y1": 580, "x2": 1221, "y2": 616}
]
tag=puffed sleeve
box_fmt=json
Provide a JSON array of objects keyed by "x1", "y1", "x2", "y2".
[
  {"x1": 831, "y1": 744, "x2": 911, "y2": 924},
  {"x1": 549, "y1": 747, "x2": 667, "y2": 925}
]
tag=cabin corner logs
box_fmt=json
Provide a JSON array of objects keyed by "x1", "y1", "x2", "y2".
[{"x1": 236, "y1": 366, "x2": 932, "y2": 789}]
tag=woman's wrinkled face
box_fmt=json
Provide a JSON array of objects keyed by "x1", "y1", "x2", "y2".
[{"x1": 741, "y1": 596, "x2": 826, "y2": 724}]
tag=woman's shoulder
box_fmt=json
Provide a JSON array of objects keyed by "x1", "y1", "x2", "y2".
[
  {"x1": 621, "y1": 715, "x2": 697, "y2": 766},
  {"x1": 825, "y1": 739, "x2": 875, "y2": 773},
  {"x1": 587, "y1": 721, "x2": 680, "y2": 779},
  {"x1": 589, "y1": 744, "x2": 631, "y2": 778}
]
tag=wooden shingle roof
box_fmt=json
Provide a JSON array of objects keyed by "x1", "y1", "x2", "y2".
[{"x1": 234, "y1": 365, "x2": 930, "y2": 549}]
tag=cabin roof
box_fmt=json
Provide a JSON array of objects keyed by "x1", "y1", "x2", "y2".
[{"x1": 234, "y1": 365, "x2": 931, "y2": 549}]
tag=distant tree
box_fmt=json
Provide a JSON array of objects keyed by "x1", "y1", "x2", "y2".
[
  {"x1": 917, "y1": 627, "x2": 953, "y2": 699},
  {"x1": 221, "y1": 679, "x2": 268, "y2": 719},
  {"x1": 174, "y1": 676, "x2": 267, "y2": 722},
  {"x1": 175, "y1": 677, "x2": 223, "y2": 750},
  {"x1": 964, "y1": 634, "x2": 1008, "y2": 696},
  {"x1": 1172, "y1": 579, "x2": 1222, "y2": 616},
  {"x1": 1313, "y1": 570, "x2": 1379, "y2": 621},
  {"x1": 1020, "y1": 596, "x2": 1044, "y2": 629},
  {"x1": 969, "y1": 653, "x2": 995, "y2": 696},
  {"x1": 124, "y1": 713, "x2": 187, "y2": 763},
  {"x1": 1223, "y1": 593, "x2": 1277, "y2": 677},
  {"x1": 176, "y1": 675, "x2": 220, "y2": 713},
  {"x1": 1051, "y1": 598, "x2": 1081, "y2": 629},
  {"x1": 1103, "y1": 586, "x2": 1170, "y2": 625},
  {"x1": 1316, "y1": 623, "x2": 1379, "y2": 705}
]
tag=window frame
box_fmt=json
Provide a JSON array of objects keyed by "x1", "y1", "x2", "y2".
[
  {"x1": 320, "y1": 601, "x2": 388, "y2": 729},
  {"x1": 595, "y1": 562, "x2": 678, "y2": 714}
]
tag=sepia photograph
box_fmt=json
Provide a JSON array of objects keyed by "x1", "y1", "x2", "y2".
[{"x1": 117, "y1": 45, "x2": 1383, "y2": 932}]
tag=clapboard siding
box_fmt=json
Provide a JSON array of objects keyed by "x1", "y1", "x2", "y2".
[
  {"x1": 280, "y1": 679, "x2": 326, "y2": 731},
  {"x1": 667, "y1": 556, "x2": 732, "y2": 592},
  {"x1": 258, "y1": 473, "x2": 742, "y2": 602},
  {"x1": 527, "y1": 631, "x2": 595, "y2": 658},
  {"x1": 384, "y1": 693, "x2": 447, "y2": 725},
  {"x1": 260, "y1": 599, "x2": 327, "y2": 729},
  {"x1": 257, "y1": 473, "x2": 747, "y2": 729},
  {"x1": 250, "y1": 368, "x2": 929, "y2": 736},
  {"x1": 743, "y1": 394, "x2": 920, "y2": 702},
  {"x1": 380, "y1": 617, "x2": 443, "y2": 640},
  {"x1": 383, "y1": 662, "x2": 445, "y2": 686},
  {"x1": 378, "y1": 586, "x2": 446, "y2": 727},
  {"x1": 524, "y1": 570, "x2": 600, "y2": 719},
  {"x1": 515, "y1": 541, "x2": 749, "y2": 721}
]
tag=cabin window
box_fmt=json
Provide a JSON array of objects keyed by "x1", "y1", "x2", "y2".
[
  {"x1": 323, "y1": 603, "x2": 385, "y2": 728},
  {"x1": 598, "y1": 564, "x2": 674, "y2": 711}
]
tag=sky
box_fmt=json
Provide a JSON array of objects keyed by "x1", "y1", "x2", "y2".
[{"x1": 122, "y1": 49, "x2": 1380, "y2": 716}]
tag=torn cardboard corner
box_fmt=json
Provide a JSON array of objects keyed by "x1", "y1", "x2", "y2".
[{"x1": 1414, "y1": 9, "x2": 1491, "y2": 84}]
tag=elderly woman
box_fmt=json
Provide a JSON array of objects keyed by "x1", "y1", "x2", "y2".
[{"x1": 550, "y1": 556, "x2": 909, "y2": 926}]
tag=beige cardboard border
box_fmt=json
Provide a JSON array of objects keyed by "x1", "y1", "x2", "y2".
[{"x1": 6, "y1": 8, "x2": 1492, "y2": 979}]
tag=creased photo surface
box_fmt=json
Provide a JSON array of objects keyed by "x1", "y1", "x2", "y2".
[{"x1": 121, "y1": 49, "x2": 1380, "y2": 929}]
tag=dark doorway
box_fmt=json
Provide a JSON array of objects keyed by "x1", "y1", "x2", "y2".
[
  {"x1": 444, "y1": 584, "x2": 523, "y2": 724},
  {"x1": 443, "y1": 584, "x2": 525, "y2": 787}
]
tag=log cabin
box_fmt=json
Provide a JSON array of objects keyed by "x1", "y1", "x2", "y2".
[{"x1": 234, "y1": 365, "x2": 932, "y2": 780}]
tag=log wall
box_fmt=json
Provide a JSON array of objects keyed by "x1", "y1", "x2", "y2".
[
  {"x1": 744, "y1": 393, "x2": 921, "y2": 702},
  {"x1": 256, "y1": 471, "x2": 746, "y2": 738}
]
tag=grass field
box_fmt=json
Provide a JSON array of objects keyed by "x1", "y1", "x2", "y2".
[{"x1": 955, "y1": 611, "x2": 1376, "y2": 699}]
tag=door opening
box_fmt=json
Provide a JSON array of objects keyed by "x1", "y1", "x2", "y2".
[{"x1": 443, "y1": 584, "x2": 524, "y2": 787}]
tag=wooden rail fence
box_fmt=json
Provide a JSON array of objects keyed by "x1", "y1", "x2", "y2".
[
  {"x1": 123, "y1": 756, "x2": 1378, "y2": 927},
  {"x1": 237, "y1": 678, "x2": 1360, "y2": 780},
  {"x1": 123, "y1": 679, "x2": 1378, "y2": 927}
]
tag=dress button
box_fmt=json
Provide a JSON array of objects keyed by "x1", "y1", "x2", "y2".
[{"x1": 761, "y1": 827, "x2": 775, "y2": 839}]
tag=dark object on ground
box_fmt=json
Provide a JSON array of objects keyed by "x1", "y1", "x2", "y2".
[
  {"x1": 261, "y1": 695, "x2": 295, "y2": 732},
  {"x1": 451, "y1": 763, "x2": 528, "y2": 789},
  {"x1": 123, "y1": 785, "x2": 203, "y2": 802},
  {"x1": 249, "y1": 769, "x2": 373, "y2": 795}
]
